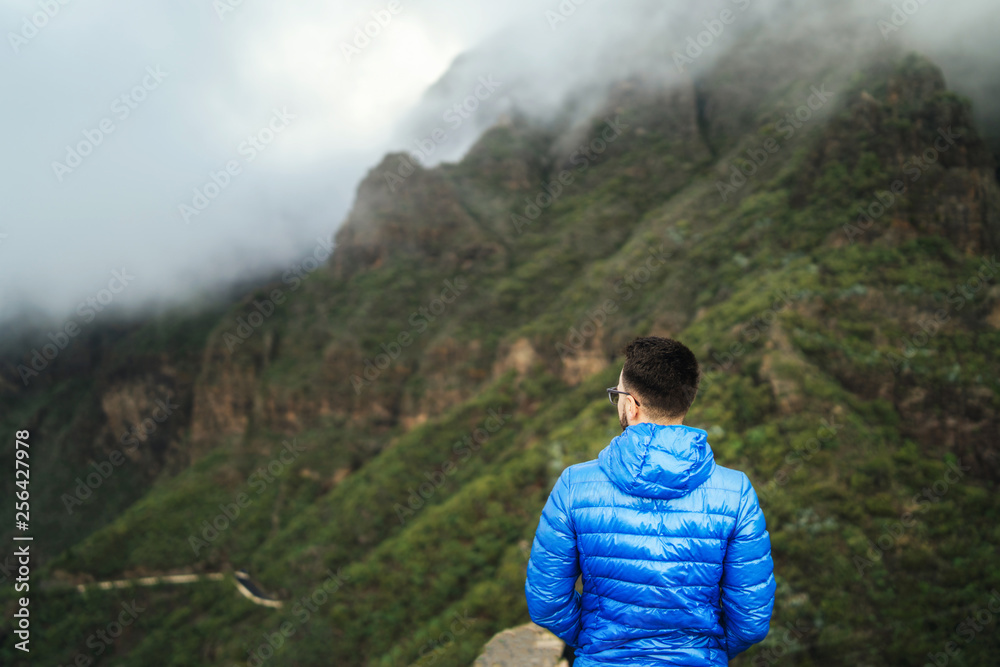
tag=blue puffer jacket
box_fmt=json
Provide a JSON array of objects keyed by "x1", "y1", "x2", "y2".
[{"x1": 525, "y1": 423, "x2": 775, "y2": 666}]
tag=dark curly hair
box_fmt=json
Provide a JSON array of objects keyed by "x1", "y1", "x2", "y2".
[{"x1": 621, "y1": 337, "x2": 700, "y2": 418}]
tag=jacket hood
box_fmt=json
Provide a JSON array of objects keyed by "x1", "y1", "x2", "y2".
[{"x1": 598, "y1": 423, "x2": 716, "y2": 499}]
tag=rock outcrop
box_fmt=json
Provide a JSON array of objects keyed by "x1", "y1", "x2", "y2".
[{"x1": 473, "y1": 623, "x2": 567, "y2": 667}]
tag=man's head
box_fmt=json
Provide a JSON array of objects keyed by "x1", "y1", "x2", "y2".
[{"x1": 614, "y1": 336, "x2": 700, "y2": 430}]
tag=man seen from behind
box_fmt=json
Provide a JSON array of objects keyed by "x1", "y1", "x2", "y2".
[{"x1": 525, "y1": 336, "x2": 775, "y2": 666}]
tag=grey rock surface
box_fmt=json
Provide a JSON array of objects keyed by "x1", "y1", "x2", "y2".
[{"x1": 472, "y1": 622, "x2": 566, "y2": 667}]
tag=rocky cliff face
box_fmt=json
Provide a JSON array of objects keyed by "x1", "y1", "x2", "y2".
[
  {"x1": 808, "y1": 55, "x2": 1000, "y2": 255},
  {"x1": 178, "y1": 74, "x2": 727, "y2": 451},
  {"x1": 172, "y1": 44, "x2": 998, "y2": 470}
]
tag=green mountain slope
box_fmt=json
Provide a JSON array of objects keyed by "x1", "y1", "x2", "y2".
[{"x1": 1, "y1": 35, "x2": 998, "y2": 667}]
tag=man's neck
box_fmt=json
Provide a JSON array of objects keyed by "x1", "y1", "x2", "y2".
[{"x1": 633, "y1": 416, "x2": 685, "y2": 427}]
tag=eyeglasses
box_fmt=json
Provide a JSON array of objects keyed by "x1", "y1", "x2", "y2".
[{"x1": 607, "y1": 387, "x2": 640, "y2": 407}]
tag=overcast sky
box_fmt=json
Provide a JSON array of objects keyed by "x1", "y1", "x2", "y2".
[
  {"x1": 1, "y1": 0, "x2": 997, "y2": 330},
  {"x1": 0, "y1": 0, "x2": 547, "y2": 326}
]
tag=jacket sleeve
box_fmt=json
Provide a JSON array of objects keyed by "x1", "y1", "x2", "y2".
[
  {"x1": 720, "y1": 473, "x2": 776, "y2": 659},
  {"x1": 524, "y1": 467, "x2": 582, "y2": 646}
]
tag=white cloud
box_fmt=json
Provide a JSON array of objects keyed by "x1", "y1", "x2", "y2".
[{"x1": 0, "y1": 0, "x2": 997, "y2": 328}]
